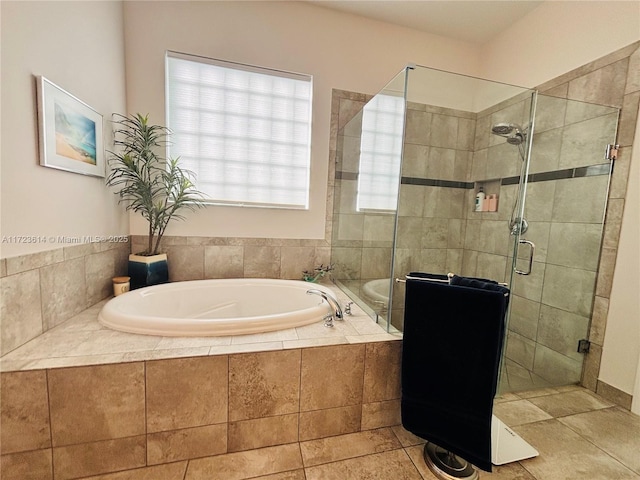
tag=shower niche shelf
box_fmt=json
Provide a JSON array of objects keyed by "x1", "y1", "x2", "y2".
[{"x1": 473, "y1": 179, "x2": 501, "y2": 213}]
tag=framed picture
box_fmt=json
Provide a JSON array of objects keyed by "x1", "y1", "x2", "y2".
[{"x1": 36, "y1": 76, "x2": 104, "y2": 177}]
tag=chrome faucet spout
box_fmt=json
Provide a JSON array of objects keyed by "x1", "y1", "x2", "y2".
[{"x1": 306, "y1": 289, "x2": 343, "y2": 320}]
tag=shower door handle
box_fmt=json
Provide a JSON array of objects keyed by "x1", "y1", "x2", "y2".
[{"x1": 515, "y1": 239, "x2": 535, "y2": 275}]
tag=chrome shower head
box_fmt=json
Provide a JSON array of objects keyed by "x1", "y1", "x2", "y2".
[
  {"x1": 491, "y1": 122, "x2": 527, "y2": 147},
  {"x1": 507, "y1": 133, "x2": 525, "y2": 145},
  {"x1": 491, "y1": 122, "x2": 524, "y2": 137}
]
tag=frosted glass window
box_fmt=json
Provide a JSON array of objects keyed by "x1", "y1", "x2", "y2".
[
  {"x1": 166, "y1": 51, "x2": 312, "y2": 209},
  {"x1": 357, "y1": 94, "x2": 405, "y2": 212}
]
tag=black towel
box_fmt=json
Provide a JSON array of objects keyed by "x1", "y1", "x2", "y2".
[
  {"x1": 407, "y1": 271, "x2": 450, "y2": 282},
  {"x1": 401, "y1": 275, "x2": 509, "y2": 472}
]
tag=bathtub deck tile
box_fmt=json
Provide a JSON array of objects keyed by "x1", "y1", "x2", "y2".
[
  {"x1": 283, "y1": 337, "x2": 349, "y2": 349},
  {"x1": 345, "y1": 333, "x2": 402, "y2": 344},
  {"x1": 0, "y1": 283, "x2": 402, "y2": 372},
  {"x1": 130, "y1": 347, "x2": 212, "y2": 361},
  {"x1": 348, "y1": 318, "x2": 388, "y2": 335},
  {"x1": 230, "y1": 329, "x2": 299, "y2": 345},
  {"x1": 155, "y1": 336, "x2": 233, "y2": 349},
  {"x1": 209, "y1": 342, "x2": 284, "y2": 356},
  {"x1": 0, "y1": 358, "x2": 36, "y2": 372},
  {"x1": 66, "y1": 330, "x2": 164, "y2": 356},
  {"x1": 0, "y1": 331, "x2": 97, "y2": 361},
  {"x1": 21, "y1": 353, "x2": 128, "y2": 370},
  {"x1": 295, "y1": 319, "x2": 359, "y2": 339},
  {"x1": 48, "y1": 299, "x2": 109, "y2": 333}
]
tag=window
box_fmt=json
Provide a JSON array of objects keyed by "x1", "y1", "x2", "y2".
[
  {"x1": 165, "y1": 51, "x2": 312, "y2": 209},
  {"x1": 356, "y1": 93, "x2": 405, "y2": 212}
]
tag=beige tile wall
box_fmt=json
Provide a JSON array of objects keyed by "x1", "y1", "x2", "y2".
[
  {"x1": 0, "y1": 340, "x2": 402, "y2": 479},
  {"x1": 131, "y1": 236, "x2": 331, "y2": 283},
  {"x1": 485, "y1": 97, "x2": 615, "y2": 387},
  {"x1": 535, "y1": 43, "x2": 639, "y2": 402},
  {"x1": 391, "y1": 102, "x2": 477, "y2": 328},
  {"x1": 0, "y1": 241, "x2": 130, "y2": 357}
]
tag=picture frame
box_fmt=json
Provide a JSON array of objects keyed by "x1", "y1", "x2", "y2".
[{"x1": 36, "y1": 76, "x2": 105, "y2": 177}]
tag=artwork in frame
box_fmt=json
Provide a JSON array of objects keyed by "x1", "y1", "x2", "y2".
[{"x1": 36, "y1": 75, "x2": 105, "y2": 177}]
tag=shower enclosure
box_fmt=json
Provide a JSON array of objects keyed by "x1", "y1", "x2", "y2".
[{"x1": 330, "y1": 65, "x2": 618, "y2": 394}]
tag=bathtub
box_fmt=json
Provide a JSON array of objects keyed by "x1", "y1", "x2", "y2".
[
  {"x1": 362, "y1": 278, "x2": 391, "y2": 306},
  {"x1": 98, "y1": 279, "x2": 338, "y2": 336}
]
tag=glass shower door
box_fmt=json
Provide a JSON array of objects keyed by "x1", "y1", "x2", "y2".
[{"x1": 501, "y1": 93, "x2": 619, "y2": 392}]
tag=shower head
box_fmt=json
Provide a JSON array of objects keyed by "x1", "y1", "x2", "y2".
[
  {"x1": 491, "y1": 122, "x2": 524, "y2": 137},
  {"x1": 491, "y1": 122, "x2": 527, "y2": 146},
  {"x1": 507, "y1": 133, "x2": 525, "y2": 145}
]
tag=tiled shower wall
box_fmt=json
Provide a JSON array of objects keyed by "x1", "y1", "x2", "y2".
[
  {"x1": 470, "y1": 95, "x2": 617, "y2": 388},
  {"x1": 543, "y1": 41, "x2": 640, "y2": 407},
  {"x1": 0, "y1": 242, "x2": 130, "y2": 356},
  {"x1": 390, "y1": 102, "x2": 478, "y2": 326},
  {"x1": 386, "y1": 93, "x2": 534, "y2": 332}
]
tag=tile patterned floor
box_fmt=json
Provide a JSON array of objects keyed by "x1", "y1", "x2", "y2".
[{"x1": 77, "y1": 385, "x2": 640, "y2": 480}]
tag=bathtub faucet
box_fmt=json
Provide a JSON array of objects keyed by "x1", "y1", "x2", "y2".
[{"x1": 306, "y1": 289, "x2": 343, "y2": 323}]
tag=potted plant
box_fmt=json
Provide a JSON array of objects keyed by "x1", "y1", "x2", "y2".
[
  {"x1": 302, "y1": 264, "x2": 334, "y2": 283},
  {"x1": 106, "y1": 113, "x2": 205, "y2": 289}
]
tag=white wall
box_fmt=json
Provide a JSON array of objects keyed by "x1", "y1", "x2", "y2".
[
  {"x1": 480, "y1": 1, "x2": 640, "y2": 398},
  {"x1": 479, "y1": 1, "x2": 640, "y2": 87},
  {"x1": 123, "y1": 0, "x2": 479, "y2": 240},
  {"x1": 0, "y1": 1, "x2": 128, "y2": 258},
  {"x1": 606, "y1": 113, "x2": 640, "y2": 412}
]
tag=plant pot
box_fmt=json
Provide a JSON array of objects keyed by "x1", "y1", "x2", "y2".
[{"x1": 128, "y1": 253, "x2": 169, "y2": 290}]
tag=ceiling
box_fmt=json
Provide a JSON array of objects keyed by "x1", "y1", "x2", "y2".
[{"x1": 307, "y1": 1, "x2": 544, "y2": 44}]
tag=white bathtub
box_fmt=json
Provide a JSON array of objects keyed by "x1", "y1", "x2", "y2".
[
  {"x1": 362, "y1": 278, "x2": 391, "y2": 306},
  {"x1": 98, "y1": 279, "x2": 337, "y2": 336}
]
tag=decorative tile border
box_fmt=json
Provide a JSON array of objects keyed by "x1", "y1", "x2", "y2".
[{"x1": 501, "y1": 163, "x2": 612, "y2": 185}]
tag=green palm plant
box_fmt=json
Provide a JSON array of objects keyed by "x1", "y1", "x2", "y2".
[{"x1": 106, "y1": 113, "x2": 205, "y2": 256}]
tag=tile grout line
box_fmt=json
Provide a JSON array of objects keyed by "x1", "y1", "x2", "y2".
[
  {"x1": 518, "y1": 457, "x2": 541, "y2": 480},
  {"x1": 359, "y1": 343, "x2": 368, "y2": 431},
  {"x1": 45, "y1": 369, "x2": 55, "y2": 480},
  {"x1": 402, "y1": 444, "x2": 424, "y2": 477},
  {"x1": 303, "y1": 445, "x2": 421, "y2": 478},
  {"x1": 297, "y1": 348, "x2": 303, "y2": 456},
  {"x1": 555, "y1": 407, "x2": 640, "y2": 475},
  {"x1": 226, "y1": 354, "x2": 230, "y2": 457},
  {"x1": 182, "y1": 458, "x2": 189, "y2": 480},
  {"x1": 144, "y1": 361, "x2": 148, "y2": 467}
]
